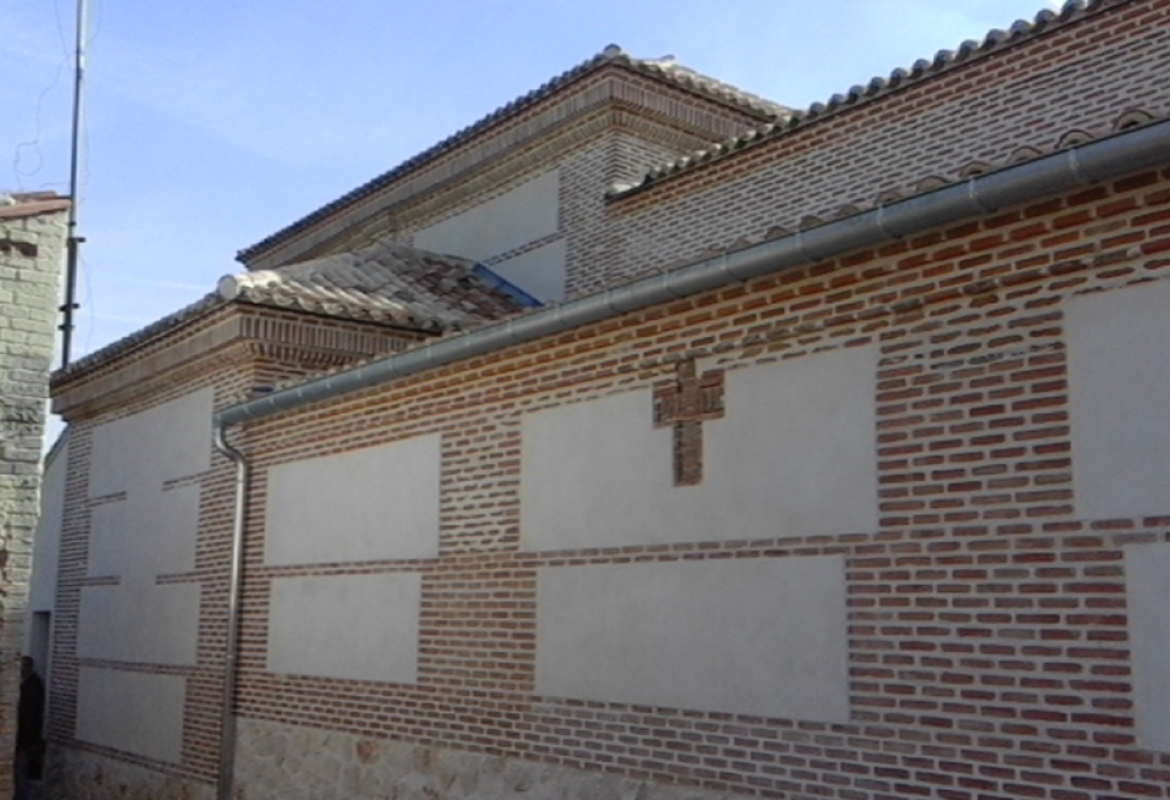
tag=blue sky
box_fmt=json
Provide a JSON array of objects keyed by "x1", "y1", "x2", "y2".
[{"x1": 2, "y1": 0, "x2": 1060, "y2": 364}]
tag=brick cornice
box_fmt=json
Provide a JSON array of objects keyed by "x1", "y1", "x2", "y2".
[
  {"x1": 52, "y1": 307, "x2": 420, "y2": 419},
  {"x1": 290, "y1": 104, "x2": 717, "y2": 263},
  {"x1": 244, "y1": 70, "x2": 758, "y2": 271}
]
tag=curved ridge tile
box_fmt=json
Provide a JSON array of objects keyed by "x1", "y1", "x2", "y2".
[
  {"x1": 1056, "y1": 129, "x2": 1095, "y2": 149},
  {"x1": 1114, "y1": 107, "x2": 1157, "y2": 131},
  {"x1": 958, "y1": 161, "x2": 996, "y2": 178},
  {"x1": 1008, "y1": 145, "x2": 1045, "y2": 164},
  {"x1": 608, "y1": 1, "x2": 1127, "y2": 202}
]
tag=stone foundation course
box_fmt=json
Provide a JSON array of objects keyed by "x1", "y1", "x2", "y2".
[{"x1": 236, "y1": 717, "x2": 752, "y2": 800}]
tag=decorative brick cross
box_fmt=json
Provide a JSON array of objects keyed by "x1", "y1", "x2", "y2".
[{"x1": 653, "y1": 361, "x2": 725, "y2": 486}]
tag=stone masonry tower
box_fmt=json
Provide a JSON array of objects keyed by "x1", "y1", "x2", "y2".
[{"x1": 0, "y1": 192, "x2": 68, "y2": 798}]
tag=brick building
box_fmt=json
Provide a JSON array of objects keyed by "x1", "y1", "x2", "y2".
[
  {"x1": 0, "y1": 191, "x2": 69, "y2": 798},
  {"x1": 39, "y1": 1, "x2": 1170, "y2": 798}
]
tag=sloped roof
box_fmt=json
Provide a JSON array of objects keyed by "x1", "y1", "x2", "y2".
[
  {"x1": 54, "y1": 239, "x2": 525, "y2": 382},
  {"x1": 236, "y1": 46, "x2": 789, "y2": 265},
  {"x1": 219, "y1": 239, "x2": 525, "y2": 332},
  {"x1": 609, "y1": 0, "x2": 1120, "y2": 198}
]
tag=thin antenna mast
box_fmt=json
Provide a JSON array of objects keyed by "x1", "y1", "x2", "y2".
[{"x1": 60, "y1": 0, "x2": 87, "y2": 369}]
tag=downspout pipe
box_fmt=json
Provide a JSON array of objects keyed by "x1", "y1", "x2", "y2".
[
  {"x1": 208, "y1": 117, "x2": 1170, "y2": 799},
  {"x1": 211, "y1": 424, "x2": 248, "y2": 800},
  {"x1": 214, "y1": 118, "x2": 1170, "y2": 431}
]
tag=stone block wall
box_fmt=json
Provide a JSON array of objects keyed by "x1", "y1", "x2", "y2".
[{"x1": 0, "y1": 194, "x2": 68, "y2": 798}]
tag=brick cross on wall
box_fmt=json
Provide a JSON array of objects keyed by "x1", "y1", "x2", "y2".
[{"x1": 653, "y1": 361, "x2": 725, "y2": 486}]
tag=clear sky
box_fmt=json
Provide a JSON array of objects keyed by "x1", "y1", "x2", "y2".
[{"x1": 2, "y1": 0, "x2": 1061, "y2": 365}]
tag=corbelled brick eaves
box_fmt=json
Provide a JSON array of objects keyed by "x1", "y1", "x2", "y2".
[
  {"x1": 49, "y1": 300, "x2": 427, "y2": 418},
  {"x1": 52, "y1": 240, "x2": 523, "y2": 388},
  {"x1": 608, "y1": 0, "x2": 1130, "y2": 200},
  {"x1": 236, "y1": 47, "x2": 790, "y2": 269}
]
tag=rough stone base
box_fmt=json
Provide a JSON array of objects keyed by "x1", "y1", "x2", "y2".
[
  {"x1": 44, "y1": 746, "x2": 212, "y2": 800},
  {"x1": 236, "y1": 717, "x2": 751, "y2": 800}
]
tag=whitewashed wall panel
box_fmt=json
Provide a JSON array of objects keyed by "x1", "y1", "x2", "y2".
[
  {"x1": 522, "y1": 346, "x2": 878, "y2": 550},
  {"x1": 264, "y1": 434, "x2": 441, "y2": 565},
  {"x1": 76, "y1": 667, "x2": 186, "y2": 763},
  {"x1": 267, "y1": 573, "x2": 422, "y2": 683},
  {"x1": 536, "y1": 556, "x2": 850, "y2": 721},
  {"x1": 1124, "y1": 543, "x2": 1170, "y2": 751},
  {"x1": 1067, "y1": 279, "x2": 1170, "y2": 520},
  {"x1": 414, "y1": 170, "x2": 559, "y2": 261}
]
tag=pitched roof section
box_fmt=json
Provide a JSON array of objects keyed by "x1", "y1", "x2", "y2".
[
  {"x1": 0, "y1": 191, "x2": 71, "y2": 220},
  {"x1": 53, "y1": 240, "x2": 526, "y2": 384},
  {"x1": 52, "y1": 293, "x2": 226, "y2": 382},
  {"x1": 220, "y1": 238, "x2": 526, "y2": 332},
  {"x1": 608, "y1": 0, "x2": 1122, "y2": 198},
  {"x1": 236, "y1": 46, "x2": 788, "y2": 265}
]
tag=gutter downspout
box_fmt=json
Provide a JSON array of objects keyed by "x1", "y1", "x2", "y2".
[
  {"x1": 208, "y1": 117, "x2": 1170, "y2": 800},
  {"x1": 212, "y1": 424, "x2": 248, "y2": 800}
]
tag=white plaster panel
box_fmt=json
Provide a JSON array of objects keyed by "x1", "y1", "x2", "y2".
[
  {"x1": 265, "y1": 434, "x2": 441, "y2": 565},
  {"x1": 488, "y1": 239, "x2": 567, "y2": 302},
  {"x1": 522, "y1": 346, "x2": 878, "y2": 550},
  {"x1": 1125, "y1": 543, "x2": 1170, "y2": 751},
  {"x1": 29, "y1": 440, "x2": 67, "y2": 611},
  {"x1": 1067, "y1": 280, "x2": 1170, "y2": 520},
  {"x1": 89, "y1": 388, "x2": 214, "y2": 497},
  {"x1": 76, "y1": 667, "x2": 186, "y2": 763},
  {"x1": 88, "y1": 486, "x2": 200, "y2": 578},
  {"x1": 414, "y1": 170, "x2": 559, "y2": 262},
  {"x1": 86, "y1": 500, "x2": 130, "y2": 577},
  {"x1": 536, "y1": 556, "x2": 850, "y2": 721},
  {"x1": 78, "y1": 580, "x2": 201, "y2": 665},
  {"x1": 267, "y1": 573, "x2": 421, "y2": 683}
]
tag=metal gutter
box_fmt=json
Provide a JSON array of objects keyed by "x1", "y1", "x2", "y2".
[
  {"x1": 215, "y1": 118, "x2": 1170, "y2": 430},
  {"x1": 208, "y1": 117, "x2": 1170, "y2": 799},
  {"x1": 211, "y1": 426, "x2": 249, "y2": 800}
]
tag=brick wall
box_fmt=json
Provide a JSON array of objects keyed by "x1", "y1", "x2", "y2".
[
  {"x1": 41, "y1": 2, "x2": 1170, "y2": 797},
  {"x1": 44, "y1": 306, "x2": 430, "y2": 795},
  {"x1": 246, "y1": 66, "x2": 765, "y2": 273},
  {"x1": 201, "y1": 167, "x2": 1170, "y2": 800},
  {"x1": 0, "y1": 198, "x2": 67, "y2": 798},
  {"x1": 599, "y1": 0, "x2": 1170, "y2": 287}
]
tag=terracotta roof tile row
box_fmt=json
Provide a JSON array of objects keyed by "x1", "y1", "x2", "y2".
[
  {"x1": 220, "y1": 239, "x2": 524, "y2": 332},
  {"x1": 54, "y1": 239, "x2": 526, "y2": 382},
  {"x1": 52, "y1": 293, "x2": 225, "y2": 383},
  {"x1": 642, "y1": 108, "x2": 1166, "y2": 271},
  {"x1": 236, "y1": 46, "x2": 788, "y2": 264},
  {"x1": 608, "y1": 0, "x2": 1116, "y2": 198}
]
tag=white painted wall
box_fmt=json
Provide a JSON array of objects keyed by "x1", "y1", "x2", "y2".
[
  {"x1": 81, "y1": 389, "x2": 213, "y2": 669},
  {"x1": 1067, "y1": 279, "x2": 1170, "y2": 520},
  {"x1": 267, "y1": 573, "x2": 422, "y2": 683},
  {"x1": 1124, "y1": 543, "x2": 1170, "y2": 751},
  {"x1": 264, "y1": 434, "x2": 442, "y2": 565},
  {"x1": 75, "y1": 667, "x2": 187, "y2": 763},
  {"x1": 536, "y1": 556, "x2": 850, "y2": 721},
  {"x1": 488, "y1": 239, "x2": 567, "y2": 302},
  {"x1": 413, "y1": 171, "x2": 565, "y2": 302},
  {"x1": 89, "y1": 389, "x2": 213, "y2": 499},
  {"x1": 28, "y1": 438, "x2": 66, "y2": 614},
  {"x1": 415, "y1": 171, "x2": 559, "y2": 263},
  {"x1": 88, "y1": 485, "x2": 200, "y2": 578},
  {"x1": 77, "y1": 581, "x2": 201, "y2": 665},
  {"x1": 522, "y1": 346, "x2": 879, "y2": 550}
]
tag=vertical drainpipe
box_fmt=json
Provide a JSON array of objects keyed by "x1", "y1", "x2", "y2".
[{"x1": 212, "y1": 423, "x2": 249, "y2": 800}]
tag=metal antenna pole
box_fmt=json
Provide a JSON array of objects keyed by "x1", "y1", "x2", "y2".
[{"x1": 60, "y1": 0, "x2": 88, "y2": 369}]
